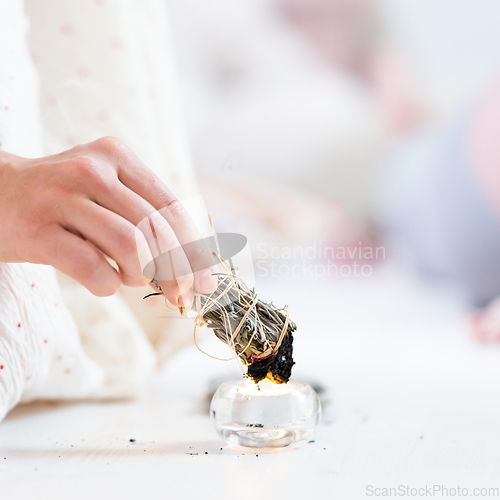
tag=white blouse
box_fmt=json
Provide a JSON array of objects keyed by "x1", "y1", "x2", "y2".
[{"x1": 0, "y1": 0, "x2": 198, "y2": 420}]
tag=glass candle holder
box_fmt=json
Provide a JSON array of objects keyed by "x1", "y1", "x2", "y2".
[{"x1": 210, "y1": 379, "x2": 321, "y2": 449}]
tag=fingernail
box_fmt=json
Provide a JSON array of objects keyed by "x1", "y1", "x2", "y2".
[
  {"x1": 177, "y1": 289, "x2": 193, "y2": 309},
  {"x1": 199, "y1": 270, "x2": 217, "y2": 294}
]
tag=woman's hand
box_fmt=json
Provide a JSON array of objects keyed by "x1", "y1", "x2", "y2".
[{"x1": 0, "y1": 137, "x2": 217, "y2": 305}]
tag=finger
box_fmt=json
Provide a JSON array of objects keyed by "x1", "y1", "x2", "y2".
[
  {"x1": 61, "y1": 199, "x2": 153, "y2": 288},
  {"x1": 146, "y1": 275, "x2": 194, "y2": 308},
  {"x1": 35, "y1": 224, "x2": 121, "y2": 297},
  {"x1": 90, "y1": 183, "x2": 194, "y2": 305},
  {"x1": 157, "y1": 206, "x2": 218, "y2": 294},
  {"x1": 90, "y1": 137, "x2": 217, "y2": 294},
  {"x1": 121, "y1": 181, "x2": 217, "y2": 294},
  {"x1": 138, "y1": 210, "x2": 195, "y2": 306}
]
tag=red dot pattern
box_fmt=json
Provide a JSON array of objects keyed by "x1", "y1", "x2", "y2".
[{"x1": 60, "y1": 24, "x2": 73, "y2": 36}]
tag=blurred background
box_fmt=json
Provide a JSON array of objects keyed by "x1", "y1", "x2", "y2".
[{"x1": 165, "y1": 0, "x2": 500, "y2": 321}]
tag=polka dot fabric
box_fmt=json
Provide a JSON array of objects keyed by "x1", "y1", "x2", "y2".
[
  {"x1": 0, "y1": 0, "x2": 43, "y2": 157},
  {"x1": 24, "y1": 0, "x2": 197, "y2": 200},
  {"x1": 0, "y1": 0, "x2": 195, "y2": 421},
  {"x1": 0, "y1": 2, "x2": 103, "y2": 420}
]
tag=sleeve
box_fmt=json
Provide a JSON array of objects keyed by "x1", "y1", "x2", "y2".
[{"x1": 0, "y1": 1, "x2": 157, "y2": 422}]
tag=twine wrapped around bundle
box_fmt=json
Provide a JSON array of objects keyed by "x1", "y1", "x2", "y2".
[
  {"x1": 147, "y1": 271, "x2": 296, "y2": 384},
  {"x1": 192, "y1": 273, "x2": 295, "y2": 384}
]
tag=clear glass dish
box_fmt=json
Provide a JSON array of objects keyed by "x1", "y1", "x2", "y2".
[{"x1": 210, "y1": 379, "x2": 321, "y2": 449}]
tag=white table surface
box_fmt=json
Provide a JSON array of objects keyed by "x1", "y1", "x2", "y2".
[{"x1": 2, "y1": 265, "x2": 500, "y2": 499}]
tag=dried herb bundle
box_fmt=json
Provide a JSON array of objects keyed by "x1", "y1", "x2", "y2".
[
  {"x1": 193, "y1": 275, "x2": 295, "y2": 384},
  {"x1": 147, "y1": 274, "x2": 295, "y2": 384}
]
